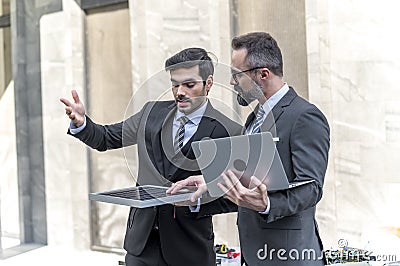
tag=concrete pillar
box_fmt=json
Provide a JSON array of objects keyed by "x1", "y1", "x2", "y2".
[
  {"x1": 236, "y1": 0, "x2": 309, "y2": 99},
  {"x1": 11, "y1": 0, "x2": 62, "y2": 245}
]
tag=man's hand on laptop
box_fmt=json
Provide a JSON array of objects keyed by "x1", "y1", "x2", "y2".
[
  {"x1": 167, "y1": 175, "x2": 207, "y2": 202},
  {"x1": 218, "y1": 170, "x2": 269, "y2": 212}
]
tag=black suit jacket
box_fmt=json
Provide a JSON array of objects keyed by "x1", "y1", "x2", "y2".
[
  {"x1": 69, "y1": 100, "x2": 241, "y2": 266},
  {"x1": 238, "y1": 88, "x2": 330, "y2": 266}
]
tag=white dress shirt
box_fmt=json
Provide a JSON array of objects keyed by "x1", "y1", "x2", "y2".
[
  {"x1": 173, "y1": 101, "x2": 208, "y2": 212},
  {"x1": 172, "y1": 101, "x2": 208, "y2": 146}
]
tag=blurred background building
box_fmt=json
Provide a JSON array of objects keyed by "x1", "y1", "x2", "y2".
[{"x1": 0, "y1": 0, "x2": 399, "y2": 264}]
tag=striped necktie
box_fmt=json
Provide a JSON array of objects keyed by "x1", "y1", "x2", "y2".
[
  {"x1": 174, "y1": 116, "x2": 189, "y2": 152},
  {"x1": 250, "y1": 105, "x2": 265, "y2": 134}
]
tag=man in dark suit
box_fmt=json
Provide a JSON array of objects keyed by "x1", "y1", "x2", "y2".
[
  {"x1": 60, "y1": 48, "x2": 241, "y2": 266},
  {"x1": 169, "y1": 32, "x2": 330, "y2": 265}
]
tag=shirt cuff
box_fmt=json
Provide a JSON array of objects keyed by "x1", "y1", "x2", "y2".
[
  {"x1": 258, "y1": 196, "x2": 270, "y2": 215},
  {"x1": 69, "y1": 117, "x2": 87, "y2": 135},
  {"x1": 188, "y1": 198, "x2": 201, "y2": 212}
]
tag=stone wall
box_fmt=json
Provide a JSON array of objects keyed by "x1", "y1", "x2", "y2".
[
  {"x1": 306, "y1": 0, "x2": 400, "y2": 254},
  {"x1": 1, "y1": 0, "x2": 398, "y2": 257}
]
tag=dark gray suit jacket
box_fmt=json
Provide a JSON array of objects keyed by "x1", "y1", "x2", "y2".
[
  {"x1": 238, "y1": 88, "x2": 330, "y2": 266},
  {"x1": 69, "y1": 100, "x2": 241, "y2": 266}
]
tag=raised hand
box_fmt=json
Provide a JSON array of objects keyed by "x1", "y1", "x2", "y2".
[{"x1": 60, "y1": 90, "x2": 86, "y2": 127}]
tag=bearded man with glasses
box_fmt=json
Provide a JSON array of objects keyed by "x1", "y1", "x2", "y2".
[{"x1": 170, "y1": 32, "x2": 330, "y2": 266}]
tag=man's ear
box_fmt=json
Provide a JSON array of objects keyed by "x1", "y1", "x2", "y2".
[
  {"x1": 205, "y1": 75, "x2": 213, "y2": 92},
  {"x1": 260, "y1": 68, "x2": 270, "y2": 79}
]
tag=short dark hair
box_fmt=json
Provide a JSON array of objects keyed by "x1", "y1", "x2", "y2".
[
  {"x1": 231, "y1": 32, "x2": 283, "y2": 77},
  {"x1": 165, "y1": 47, "x2": 214, "y2": 81}
]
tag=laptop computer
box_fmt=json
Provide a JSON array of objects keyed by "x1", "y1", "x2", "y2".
[
  {"x1": 89, "y1": 185, "x2": 196, "y2": 208},
  {"x1": 191, "y1": 132, "x2": 313, "y2": 197}
]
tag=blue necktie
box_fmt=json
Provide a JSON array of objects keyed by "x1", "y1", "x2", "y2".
[{"x1": 250, "y1": 105, "x2": 265, "y2": 134}]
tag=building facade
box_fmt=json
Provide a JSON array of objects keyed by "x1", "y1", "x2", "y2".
[{"x1": 1, "y1": 0, "x2": 399, "y2": 262}]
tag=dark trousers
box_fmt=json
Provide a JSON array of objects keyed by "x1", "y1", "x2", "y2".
[{"x1": 125, "y1": 229, "x2": 168, "y2": 266}]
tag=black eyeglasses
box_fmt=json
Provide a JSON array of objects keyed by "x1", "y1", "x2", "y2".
[{"x1": 231, "y1": 67, "x2": 267, "y2": 83}]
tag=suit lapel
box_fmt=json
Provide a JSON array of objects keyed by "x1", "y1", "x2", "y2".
[
  {"x1": 244, "y1": 111, "x2": 256, "y2": 133},
  {"x1": 191, "y1": 103, "x2": 218, "y2": 142},
  {"x1": 262, "y1": 87, "x2": 297, "y2": 132},
  {"x1": 246, "y1": 87, "x2": 298, "y2": 133},
  {"x1": 151, "y1": 102, "x2": 176, "y2": 176},
  {"x1": 168, "y1": 103, "x2": 218, "y2": 180}
]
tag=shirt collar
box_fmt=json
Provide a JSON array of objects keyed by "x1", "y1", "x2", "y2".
[
  {"x1": 175, "y1": 100, "x2": 208, "y2": 126},
  {"x1": 262, "y1": 83, "x2": 289, "y2": 113}
]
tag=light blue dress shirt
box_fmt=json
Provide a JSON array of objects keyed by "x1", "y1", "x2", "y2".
[
  {"x1": 246, "y1": 83, "x2": 289, "y2": 134},
  {"x1": 247, "y1": 83, "x2": 289, "y2": 215}
]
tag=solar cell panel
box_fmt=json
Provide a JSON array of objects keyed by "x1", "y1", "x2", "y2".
[{"x1": 89, "y1": 185, "x2": 196, "y2": 208}]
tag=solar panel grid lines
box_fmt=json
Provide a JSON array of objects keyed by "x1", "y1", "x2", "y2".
[{"x1": 89, "y1": 185, "x2": 196, "y2": 208}]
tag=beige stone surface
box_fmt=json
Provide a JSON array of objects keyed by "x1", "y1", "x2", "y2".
[
  {"x1": 3, "y1": 246, "x2": 124, "y2": 266},
  {"x1": 40, "y1": 0, "x2": 90, "y2": 249},
  {"x1": 1, "y1": 0, "x2": 399, "y2": 260},
  {"x1": 85, "y1": 3, "x2": 134, "y2": 249},
  {"x1": 0, "y1": 82, "x2": 19, "y2": 243},
  {"x1": 236, "y1": 0, "x2": 309, "y2": 99},
  {"x1": 306, "y1": 0, "x2": 400, "y2": 252}
]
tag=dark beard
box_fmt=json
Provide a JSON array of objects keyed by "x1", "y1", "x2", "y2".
[
  {"x1": 234, "y1": 85, "x2": 251, "y2": 106},
  {"x1": 176, "y1": 95, "x2": 190, "y2": 102},
  {"x1": 236, "y1": 94, "x2": 250, "y2": 106},
  {"x1": 234, "y1": 81, "x2": 264, "y2": 106}
]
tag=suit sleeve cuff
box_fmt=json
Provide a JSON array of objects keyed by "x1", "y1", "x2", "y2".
[
  {"x1": 188, "y1": 198, "x2": 201, "y2": 212},
  {"x1": 69, "y1": 117, "x2": 87, "y2": 135},
  {"x1": 258, "y1": 196, "x2": 270, "y2": 215}
]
